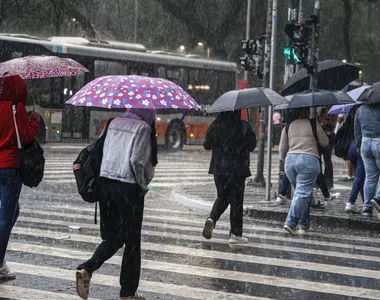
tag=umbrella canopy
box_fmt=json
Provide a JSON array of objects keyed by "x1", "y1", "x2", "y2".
[
  {"x1": 328, "y1": 85, "x2": 370, "y2": 115},
  {"x1": 206, "y1": 87, "x2": 288, "y2": 114},
  {"x1": 0, "y1": 56, "x2": 89, "y2": 79},
  {"x1": 281, "y1": 59, "x2": 361, "y2": 96},
  {"x1": 65, "y1": 75, "x2": 200, "y2": 110},
  {"x1": 357, "y1": 82, "x2": 380, "y2": 105},
  {"x1": 276, "y1": 89, "x2": 354, "y2": 110},
  {"x1": 342, "y1": 79, "x2": 368, "y2": 92}
]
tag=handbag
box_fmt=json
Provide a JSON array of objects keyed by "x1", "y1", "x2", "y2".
[{"x1": 12, "y1": 102, "x2": 45, "y2": 188}]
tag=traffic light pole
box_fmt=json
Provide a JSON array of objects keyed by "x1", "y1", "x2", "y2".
[
  {"x1": 244, "y1": 0, "x2": 252, "y2": 81},
  {"x1": 265, "y1": 0, "x2": 278, "y2": 200},
  {"x1": 253, "y1": 0, "x2": 272, "y2": 187},
  {"x1": 309, "y1": 0, "x2": 321, "y2": 104}
]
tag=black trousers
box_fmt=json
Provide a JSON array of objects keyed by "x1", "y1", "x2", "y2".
[
  {"x1": 209, "y1": 175, "x2": 246, "y2": 236},
  {"x1": 77, "y1": 178, "x2": 144, "y2": 297},
  {"x1": 322, "y1": 136, "x2": 334, "y2": 189}
]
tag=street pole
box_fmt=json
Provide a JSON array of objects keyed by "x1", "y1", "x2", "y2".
[
  {"x1": 134, "y1": 0, "x2": 138, "y2": 43},
  {"x1": 265, "y1": 0, "x2": 278, "y2": 200},
  {"x1": 253, "y1": 0, "x2": 272, "y2": 186},
  {"x1": 244, "y1": 0, "x2": 252, "y2": 81},
  {"x1": 295, "y1": 0, "x2": 305, "y2": 72},
  {"x1": 309, "y1": 0, "x2": 321, "y2": 112}
]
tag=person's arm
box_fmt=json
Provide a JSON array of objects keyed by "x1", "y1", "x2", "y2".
[
  {"x1": 203, "y1": 122, "x2": 216, "y2": 151},
  {"x1": 354, "y1": 111, "x2": 362, "y2": 154},
  {"x1": 316, "y1": 122, "x2": 329, "y2": 148},
  {"x1": 15, "y1": 102, "x2": 39, "y2": 144},
  {"x1": 279, "y1": 127, "x2": 289, "y2": 162},
  {"x1": 130, "y1": 126, "x2": 154, "y2": 191}
]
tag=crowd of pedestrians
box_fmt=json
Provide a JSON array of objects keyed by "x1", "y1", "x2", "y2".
[{"x1": 1, "y1": 74, "x2": 380, "y2": 299}]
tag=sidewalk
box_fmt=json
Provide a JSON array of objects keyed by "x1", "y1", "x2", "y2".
[{"x1": 174, "y1": 181, "x2": 380, "y2": 231}]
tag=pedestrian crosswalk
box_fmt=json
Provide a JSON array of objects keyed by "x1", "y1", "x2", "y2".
[{"x1": 3, "y1": 190, "x2": 380, "y2": 300}]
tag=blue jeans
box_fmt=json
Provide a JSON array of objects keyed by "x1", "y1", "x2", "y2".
[
  {"x1": 361, "y1": 138, "x2": 380, "y2": 211},
  {"x1": 347, "y1": 141, "x2": 365, "y2": 204},
  {"x1": 0, "y1": 168, "x2": 22, "y2": 265},
  {"x1": 285, "y1": 154, "x2": 320, "y2": 230}
]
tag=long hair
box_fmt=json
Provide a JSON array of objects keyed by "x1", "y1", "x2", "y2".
[{"x1": 211, "y1": 111, "x2": 244, "y2": 152}]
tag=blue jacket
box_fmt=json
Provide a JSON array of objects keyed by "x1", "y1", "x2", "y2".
[{"x1": 355, "y1": 103, "x2": 380, "y2": 150}]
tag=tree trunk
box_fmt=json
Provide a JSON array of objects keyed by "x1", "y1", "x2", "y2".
[{"x1": 342, "y1": 0, "x2": 352, "y2": 62}]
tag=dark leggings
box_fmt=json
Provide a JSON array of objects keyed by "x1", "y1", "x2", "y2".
[{"x1": 209, "y1": 175, "x2": 246, "y2": 236}]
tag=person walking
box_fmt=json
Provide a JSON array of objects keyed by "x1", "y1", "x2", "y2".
[
  {"x1": 202, "y1": 111, "x2": 256, "y2": 244},
  {"x1": 354, "y1": 103, "x2": 380, "y2": 216},
  {"x1": 317, "y1": 107, "x2": 336, "y2": 189},
  {"x1": 76, "y1": 108, "x2": 157, "y2": 300},
  {"x1": 279, "y1": 108, "x2": 329, "y2": 235},
  {"x1": 0, "y1": 75, "x2": 40, "y2": 281}
]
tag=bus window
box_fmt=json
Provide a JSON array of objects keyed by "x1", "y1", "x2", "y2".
[
  {"x1": 158, "y1": 66, "x2": 165, "y2": 78},
  {"x1": 12, "y1": 51, "x2": 22, "y2": 59},
  {"x1": 94, "y1": 60, "x2": 127, "y2": 77}
]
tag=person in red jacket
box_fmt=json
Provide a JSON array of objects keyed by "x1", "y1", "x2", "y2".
[{"x1": 0, "y1": 75, "x2": 40, "y2": 281}]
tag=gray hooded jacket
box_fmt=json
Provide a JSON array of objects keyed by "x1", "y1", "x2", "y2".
[{"x1": 100, "y1": 111, "x2": 155, "y2": 191}]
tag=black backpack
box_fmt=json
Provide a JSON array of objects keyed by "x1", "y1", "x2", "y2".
[
  {"x1": 12, "y1": 102, "x2": 45, "y2": 188},
  {"x1": 334, "y1": 116, "x2": 354, "y2": 159},
  {"x1": 73, "y1": 118, "x2": 114, "y2": 204}
]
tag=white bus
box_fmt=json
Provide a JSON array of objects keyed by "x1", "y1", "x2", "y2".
[{"x1": 0, "y1": 34, "x2": 238, "y2": 150}]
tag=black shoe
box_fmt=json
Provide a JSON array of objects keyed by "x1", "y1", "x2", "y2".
[
  {"x1": 363, "y1": 208, "x2": 373, "y2": 217},
  {"x1": 202, "y1": 218, "x2": 214, "y2": 240},
  {"x1": 370, "y1": 198, "x2": 380, "y2": 213}
]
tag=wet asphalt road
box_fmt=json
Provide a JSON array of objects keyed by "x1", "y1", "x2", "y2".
[{"x1": 1, "y1": 149, "x2": 380, "y2": 300}]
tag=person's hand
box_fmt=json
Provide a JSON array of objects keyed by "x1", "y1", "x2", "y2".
[{"x1": 31, "y1": 111, "x2": 40, "y2": 122}]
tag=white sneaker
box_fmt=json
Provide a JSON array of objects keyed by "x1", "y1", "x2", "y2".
[
  {"x1": 276, "y1": 195, "x2": 288, "y2": 205},
  {"x1": 298, "y1": 229, "x2": 308, "y2": 235},
  {"x1": 283, "y1": 224, "x2": 297, "y2": 236},
  {"x1": 120, "y1": 294, "x2": 146, "y2": 300},
  {"x1": 325, "y1": 192, "x2": 340, "y2": 201},
  {"x1": 229, "y1": 234, "x2": 248, "y2": 244},
  {"x1": 0, "y1": 262, "x2": 16, "y2": 281},
  {"x1": 345, "y1": 202, "x2": 356, "y2": 212}
]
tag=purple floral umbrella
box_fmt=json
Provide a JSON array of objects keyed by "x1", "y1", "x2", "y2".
[{"x1": 65, "y1": 75, "x2": 200, "y2": 110}]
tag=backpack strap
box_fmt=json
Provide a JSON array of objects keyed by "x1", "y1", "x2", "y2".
[
  {"x1": 309, "y1": 118, "x2": 323, "y2": 158},
  {"x1": 12, "y1": 101, "x2": 22, "y2": 150}
]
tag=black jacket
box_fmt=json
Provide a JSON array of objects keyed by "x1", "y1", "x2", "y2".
[{"x1": 204, "y1": 118, "x2": 256, "y2": 178}]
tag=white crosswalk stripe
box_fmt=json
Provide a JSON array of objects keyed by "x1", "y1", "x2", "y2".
[{"x1": 3, "y1": 196, "x2": 380, "y2": 300}]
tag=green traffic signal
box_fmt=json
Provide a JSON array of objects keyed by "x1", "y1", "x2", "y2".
[{"x1": 283, "y1": 46, "x2": 301, "y2": 63}]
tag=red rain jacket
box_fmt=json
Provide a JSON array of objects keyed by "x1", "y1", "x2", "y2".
[{"x1": 0, "y1": 75, "x2": 38, "y2": 168}]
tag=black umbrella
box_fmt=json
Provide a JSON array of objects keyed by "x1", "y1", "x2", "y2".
[
  {"x1": 275, "y1": 89, "x2": 354, "y2": 110},
  {"x1": 281, "y1": 59, "x2": 361, "y2": 96},
  {"x1": 357, "y1": 82, "x2": 380, "y2": 104},
  {"x1": 207, "y1": 87, "x2": 288, "y2": 114}
]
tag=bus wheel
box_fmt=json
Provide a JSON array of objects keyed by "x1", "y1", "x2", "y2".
[{"x1": 165, "y1": 122, "x2": 185, "y2": 152}]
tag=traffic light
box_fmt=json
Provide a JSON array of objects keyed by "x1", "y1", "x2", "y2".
[
  {"x1": 283, "y1": 23, "x2": 312, "y2": 65},
  {"x1": 240, "y1": 39, "x2": 263, "y2": 79}
]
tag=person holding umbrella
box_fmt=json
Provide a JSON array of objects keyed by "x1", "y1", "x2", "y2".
[
  {"x1": 0, "y1": 75, "x2": 40, "y2": 280},
  {"x1": 75, "y1": 108, "x2": 157, "y2": 300},
  {"x1": 279, "y1": 108, "x2": 329, "y2": 235},
  {"x1": 202, "y1": 111, "x2": 256, "y2": 244}
]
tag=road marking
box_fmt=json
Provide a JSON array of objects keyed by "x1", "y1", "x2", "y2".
[
  {"x1": 6, "y1": 250, "x2": 380, "y2": 299},
  {"x1": 0, "y1": 285, "x2": 100, "y2": 300},
  {"x1": 20, "y1": 208, "x2": 380, "y2": 247},
  {"x1": 7, "y1": 262, "x2": 271, "y2": 300},
  {"x1": 13, "y1": 218, "x2": 380, "y2": 264}
]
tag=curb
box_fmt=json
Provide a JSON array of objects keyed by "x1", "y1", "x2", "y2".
[{"x1": 244, "y1": 207, "x2": 380, "y2": 231}]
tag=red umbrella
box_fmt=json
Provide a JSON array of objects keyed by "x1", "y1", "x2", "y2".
[{"x1": 0, "y1": 55, "x2": 89, "y2": 79}]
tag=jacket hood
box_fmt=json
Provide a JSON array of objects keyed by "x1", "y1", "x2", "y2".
[
  {"x1": 0, "y1": 75, "x2": 27, "y2": 104},
  {"x1": 126, "y1": 108, "x2": 156, "y2": 125}
]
